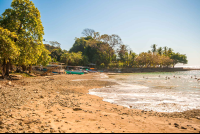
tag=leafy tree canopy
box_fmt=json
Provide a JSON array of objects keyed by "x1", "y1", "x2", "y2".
[
  {"x1": 0, "y1": 0, "x2": 48, "y2": 66},
  {"x1": 0, "y1": 27, "x2": 19, "y2": 62}
]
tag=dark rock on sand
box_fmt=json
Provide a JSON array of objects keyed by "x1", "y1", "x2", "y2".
[
  {"x1": 73, "y1": 108, "x2": 82, "y2": 111},
  {"x1": 174, "y1": 123, "x2": 179, "y2": 128},
  {"x1": 181, "y1": 126, "x2": 187, "y2": 129}
]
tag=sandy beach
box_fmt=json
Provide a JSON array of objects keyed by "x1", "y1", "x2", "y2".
[{"x1": 0, "y1": 73, "x2": 199, "y2": 133}]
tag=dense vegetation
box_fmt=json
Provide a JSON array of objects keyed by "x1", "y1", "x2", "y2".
[
  {"x1": 0, "y1": 0, "x2": 51, "y2": 78},
  {"x1": 0, "y1": 0, "x2": 188, "y2": 78},
  {"x1": 45, "y1": 28, "x2": 187, "y2": 69}
]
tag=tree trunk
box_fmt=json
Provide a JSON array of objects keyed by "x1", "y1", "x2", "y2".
[
  {"x1": 173, "y1": 62, "x2": 175, "y2": 68},
  {"x1": 16, "y1": 65, "x2": 20, "y2": 73},
  {"x1": 29, "y1": 65, "x2": 32, "y2": 73},
  {"x1": 22, "y1": 65, "x2": 26, "y2": 72},
  {"x1": 1, "y1": 66, "x2": 4, "y2": 79},
  {"x1": 1, "y1": 59, "x2": 6, "y2": 79},
  {"x1": 5, "y1": 59, "x2": 10, "y2": 76},
  {"x1": 10, "y1": 63, "x2": 13, "y2": 71}
]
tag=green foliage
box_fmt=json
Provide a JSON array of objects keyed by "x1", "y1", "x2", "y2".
[
  {"x1": 0, "y1": 0, "x2": 51, "y2": 77},
  {"x1": 128, "y1": 51, "x2": 137, "y2": 67},
  {"x1": 151, "y1": 44, "x2": 157, "y2": 53},
  {"x1": 117, "y1": 44, "x2": 128, "y2": 62},
  {"x1": 170, "y1": 52, "x2": 188, "y2": 67},
  {"x1": 37, "y1": 45, "x2": 51, "y2": 66},
  {"x1": 49, "y1": 41, "x2": 61, "y2": 48},
  {"x1": 44, "y1": 43, "x2": 60, "y2": 52},
  {"x1": 0, "y1": 0, "x2": 48, "y2": 66},
  {"x1": 135, "y1": 52, "x2": 173, "y2": 68},
  {"x1": 157, "y1": 47, "x2": 163, "y2": 55},
  {"x1": 163, "y1": 46, "x2": 168, "y2": 56},
  {"x1": 70, "y1": 29, "x2": 188, "y2": 69},
  {"x1": 100, "y1": 63, "x2": 105, "y2": 68},
  {"x1": 70, "y1": 35, "x2": 115, "y2": 67},
  {"x1": 70, "y1": 29, "x2": 123, "y2": 68},
  {"x1": 61, "y1": 51, "x2": 85, "y2": 66},
  {"x1": 0, "y1": 27, "x2": 19, "y2": 62},
  {"x1": 69, "y1": 37, "x2": 90, "y2": 54},
  {"x1": 50, "y1": 48, "x2": 63, "y2": 62}
]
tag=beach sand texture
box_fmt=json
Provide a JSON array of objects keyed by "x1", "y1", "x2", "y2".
[{"x1": 0, "y1": 73, "x2": 199, "y2": 133}]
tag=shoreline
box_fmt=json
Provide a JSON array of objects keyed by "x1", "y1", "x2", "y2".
[
  {"x1": 95, "y1": 73, "x2": 200, "y2": 113},
  {"x1": 0, "y1": 73, "x2": 199, "y2": 133},
  {"x1": 104, "y1": 67, "x2": 200, "y2": 73}
]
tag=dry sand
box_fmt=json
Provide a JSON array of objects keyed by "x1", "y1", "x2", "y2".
[{"x1": 0, "y1": 73, "x2": 199, "y2": 133}]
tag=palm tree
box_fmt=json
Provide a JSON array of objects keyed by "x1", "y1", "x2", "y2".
[
  {"x1": 151, "y1": 44, "x2": 157, "y2": 55},
  {"x1": 157, "y1": 47, "x2": 163, "y2": 55},
  {"x1": 163, "y1": 46, "x2": 168, "y2": 56},
  {"x1": 167, "y1": 48, "x2": 173, "y2": 57}
]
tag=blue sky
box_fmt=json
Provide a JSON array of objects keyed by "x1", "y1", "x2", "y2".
[{"x1": 0, "y1": 0, "x2": 200, "y2": 66}]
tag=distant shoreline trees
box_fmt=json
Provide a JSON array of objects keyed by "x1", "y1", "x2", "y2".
[
  {"x1": 67, "y1": 28, "x2": 188, "y2": 69},
  {"x1": 44, "y1": 28, "x2": 188, "y2": 69}
]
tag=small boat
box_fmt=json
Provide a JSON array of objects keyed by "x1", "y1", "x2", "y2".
[
  {"x1": 65, "y1": 70, "x2": 84, "y2": 75},
  {"x1": 88, "y1": 70, "x2": 98, "y2": 73},
  {"x1": 52, "y1": 72, "x2": 59, "y2": 75},
  {"x1": 79, "y1": 69, "x2": 88, "y2": 74},
  {"x1": 66, "y1": 66, "x2": 88, "y2": 74}
]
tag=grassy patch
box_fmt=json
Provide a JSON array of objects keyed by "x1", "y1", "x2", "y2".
[{"x1": 10, "y1": 72, "x2": 34, "y2": 77}]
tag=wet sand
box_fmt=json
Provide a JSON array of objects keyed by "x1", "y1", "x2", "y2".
[{"x1": 0, "y1": 73, "x2": 199, "y2": 133}]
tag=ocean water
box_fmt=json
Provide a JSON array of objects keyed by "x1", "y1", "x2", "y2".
[{"x1": 89, "y1": 71, "x2": 200, "y2": 113}]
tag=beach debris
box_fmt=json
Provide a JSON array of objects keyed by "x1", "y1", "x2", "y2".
[
  {"x1": 181, "y1": 126, "x2": 187, "y2": 129},
  {"x1": 196, "y1": 116, "x2": 200, "y2": 120},
  {"x1": 0, "y1": 121, "x2": 3, "y2": 126},
  {"x1": 24, "y1": 120, "x2": 32, "y2": 124},
  {"x1": 45, "y1": 110, "x2": 53, "y2": 114},
  {"x1": 7, "y1": 81, "x2": 12, "y2": 85},
  {"x1": 174, "y1": 123, "x2": 179, "y2": 128},
  {"x1": 73, "y1": 108, "x2": 82, "y2": 111}
]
